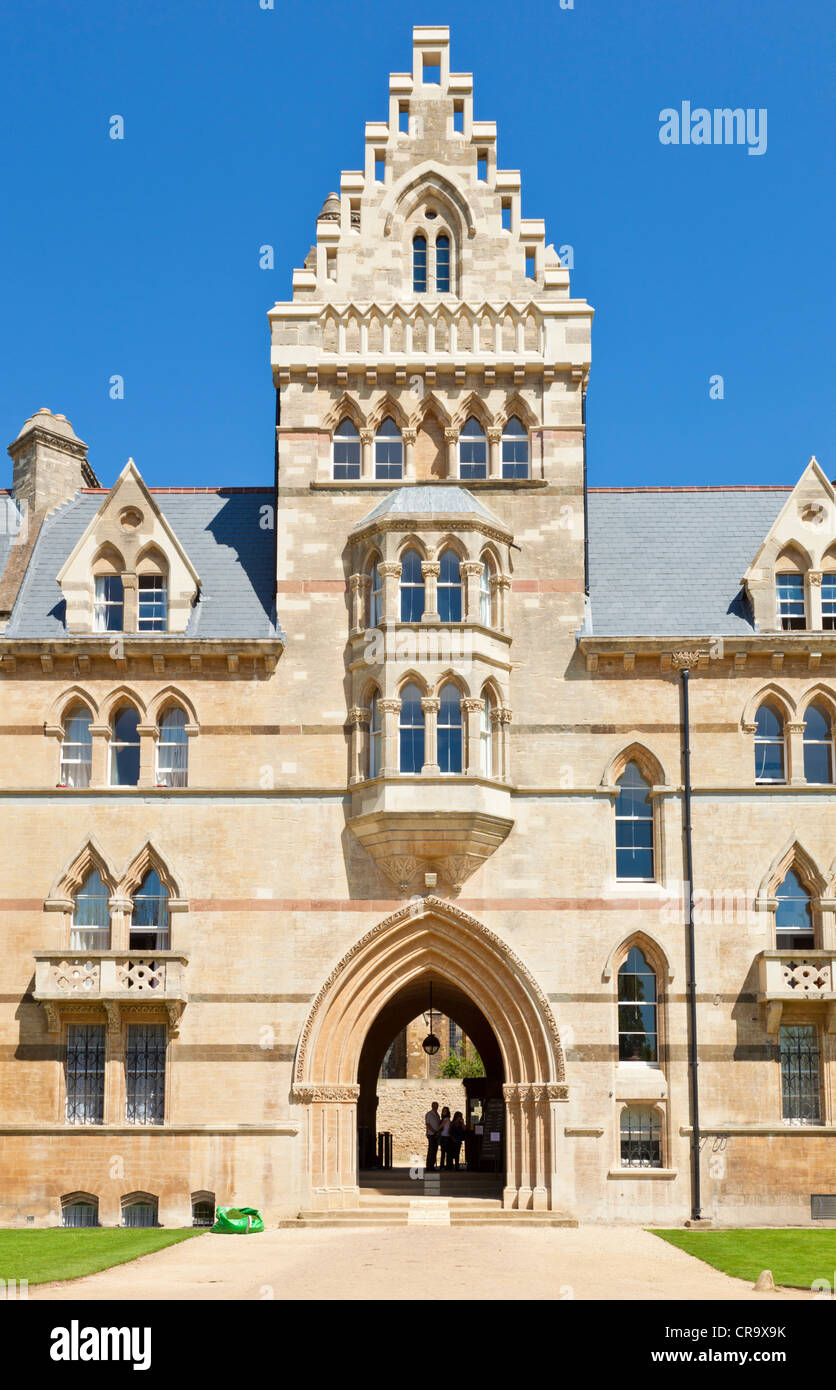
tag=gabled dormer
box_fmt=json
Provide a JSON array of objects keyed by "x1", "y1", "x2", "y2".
[
  {"x1": 743, "y1": 457, "x2": 836, "y2": 633},
  {"x1": 56, "y1": 460, "x2": 200, "y2": 635}
]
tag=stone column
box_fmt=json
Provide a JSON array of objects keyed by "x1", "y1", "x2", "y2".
[
  {"x1": 137, "y1": 724, "x2": 158, "y2": 787},
  {"x1": 445, "y1": 427, "x2": 459, "y2": 479},
  {"x1": 90, "y1": 724, "x2": 110, "y2": 786},
  {"x1": 295, "y1": 1084, "x2": 361, "y2": 1210},
  {"x1": 402, "y1": 427, "x2": 417, "y2": 480},
  {"x1": 122, "y1": 573, "x2": 138, "y2": 632},
  {"x1": 421, "y1": 559, "x2": 440, "y2": 622},
  {"x1": 347, "y1": 706, "x2": 369, "y2": 784},
  {"x1": 493, "y1": 573, "x2": 511, "y2": 631},
  {"x1": 786, "y1": 722, "x2": 807, "y2": 785},
  {"x1": 460, "y1": 560, "x2": 483, "y2": 622},
  {"x1": 532, "y1": 1086, "x2": 549, "y2": 1211},
  {"x1": 360, "y1": 428, "x2": 375, "y2": 479},
  {"x1": 421, "y1": 696, "x2": 440, "y2": 774},
  {"x1": 103, "y1": 1016, "x2": 124, "y2": 1128},
  {"x1": 349, "y1": 573, "x2": 369, "y2": 635},
  {"x1": 502, "y1": 1084, "x2": 521, "y2": 1209},
  {"x1": 108, "y1": 894, "x2": 133, "y2": 952},
  {"x1": 495, "y1": 706, "x2": 512, "y2": 781},
  {"x1": 809, "y1": 572, "x2": 823, "y2": 629},
  {"x1": 378, "y1": 562, "x2": 401, "y2": 625},
  {"x1": 462, "y1": 697, "x2": 484, "y2": 775},
  {"x1": 487, "y1": 426, "x2": 502, "y2": 478},
  {"x1": 378, "y1": 698, "x2": 401, "y2": 774}
]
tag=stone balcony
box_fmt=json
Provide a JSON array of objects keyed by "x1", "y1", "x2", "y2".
[
  {"x1": 33, "y1": 951, "x2": 189, "y2": 1035},
  {"x1": 348, "y1": 775, "x2": 513, "y2": 894},
  {"x1": 755, "y1": 951, "x2": 836, "y2": 1035}
]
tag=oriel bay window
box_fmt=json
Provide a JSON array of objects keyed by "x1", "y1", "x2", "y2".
[
  {"x1": 437, "y1": 548, "x2": 462, "y2": 621},
  {"x1": 400, "y1": 548, "x2": 425, "y2": 621},
  {"x1": 399, "y1": 683, "x2": 425, "y2": 773},
  {"x1": 437, "y1": 683, "x2": 463, "y2": 773}
]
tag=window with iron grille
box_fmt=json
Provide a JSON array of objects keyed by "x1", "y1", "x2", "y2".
[
  {"x1": 620, "y1": 1106, "x2": 662, "y2": 1167},
  {"x1": 126, "y1": 1024, "x2": 167, "y2": 1125},
  {"x1": 192, "y1": 1196, "x2": 215, "y2": 1227},
  {"x1": 122, "y1": 1198, "x2": 158, "y2": 1227},
  {"x1": 780, "y1": 1024, "x2": 821, "y2": 1125},
  {"x1": 156, "y1": 707, "x2": 189, "y2": 787},
  {"x1": 62, "y1": 1198, "x2": 99, "y2": 1228},
  {"x1": 138, "y1": 575, "x2": 167, "y2": 631},
  {"x1": 776, "y1": 573, "x2": 805, "y2": 629},
  {"x1": 65, "y1": 1025, "x2": 106, "y2": 1125}
]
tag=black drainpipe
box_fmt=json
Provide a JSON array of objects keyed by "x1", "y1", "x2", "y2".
[
  {"x1": 681, "y1": 667, "x2": 702, "y2": 1221},
  {"x1": 582, "y1": 385, "x2": 589, "y2": 597},
  {"x1": 273, "y1": 384, "x2": 280, "y2": 599}
]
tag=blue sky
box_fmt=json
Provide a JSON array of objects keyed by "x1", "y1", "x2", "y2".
[{"x1": 1, "y1": 0, "x2": 833, "y2": 489}]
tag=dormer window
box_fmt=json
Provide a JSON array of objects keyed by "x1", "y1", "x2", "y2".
[
  {"x1": 94, "y1": 575, "x2": 124, "y2": 632},
  {"x1": 777, "y1": 572, "x2": 805, "y2": 629},
  {"x1": 822, "y1": 574, "x2": 836, "y2": 630}
]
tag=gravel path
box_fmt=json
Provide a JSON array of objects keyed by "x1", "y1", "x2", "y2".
[{"x1": 32, "y1": 1225, "x2": 813, "y2": 1301}]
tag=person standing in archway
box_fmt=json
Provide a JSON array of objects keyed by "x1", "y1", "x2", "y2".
[
  {"x1": 439, "y1": 1106, "x2": 452, "y2": 1169},
  {"x1": 425, "y1": 1100, "x2": 442, "y2": 1171},
  {"x1": 448, "y1": 1111, "x2": 466, "y2": 1170}
]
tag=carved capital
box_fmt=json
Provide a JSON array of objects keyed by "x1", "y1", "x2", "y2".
[
  {"x1": 494, "y1": 706, "x2": 513, "y2": 724},
  {"x1": 492, "y1": 574, "x2": 511, "y2": 590},
  {"x1": 293, "y1": 1083, "x2": 360, "y2": 1104},
  {"x1": 359, "y1": 428, "x2": 375, "y2": 445},
  {"x1": 486, "y1": 427, "x2": 502, "y2": 444},
  {"x1": 444, "y1": 428, "x2": 460, "y2": 443},
  {"x1": 786, "y1": 722, "x2": 807, "y2": 735},
  {"x1": 347, "y1": 706, "x2": 371, "y2": 727},
  {"x1": 420, "y1": 697, "x2": 441, "y2": 713},
  {"x1": 350, "y1": 573, "x2": 370, "y2": 593},
  {"x1": 809, "y1": 571, "x2": 823, "y2": 587},
  {"x1": 460, "y1": 698, "x2": 484, "y2": 714},
  {"x1": 377, "y1": 562, "x2": 402, "y2": 579},
  {"x1": 421, "y1": 561, "x2": 440, "y2": 578},
  {"x1": 378, "y1": 698, "x2": 402, "y2": 714},
  {"x1": 671, "y1": 650, "x2": 707, "y2": 670},
  {"x1": 401, "y1": 428, "x2": 417, "y2": 445},
  {"x1": 460, "y1": 561, "x2": 483, "y2": 578}
]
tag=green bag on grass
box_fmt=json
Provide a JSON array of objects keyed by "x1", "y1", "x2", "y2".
[{"x1": 211, "y1": 1206, "x2": 265, "y2": 1234}]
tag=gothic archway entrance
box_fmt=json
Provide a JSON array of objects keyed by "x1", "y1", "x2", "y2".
[{"x1": 293, "y1": 898, "x2": 567, "y2": 1211}]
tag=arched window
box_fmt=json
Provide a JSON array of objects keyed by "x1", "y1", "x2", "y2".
[
  {"x1": 156, "y1": 707, "x2": 189, "y2": 788},
  {"x1": 369, "y1": 691, "x2": 382, "y2": 778},
  {"x1": 481, "y1": 688, "x2": 494, "y2": 778},
  {"x1": 93, "y1": 574, "x2": 124, "y2": 632},
  {"x1": 333, "y1": 419, "x2": 361, "y2": 480},
  {"x1": 479, "y1": 556, "x2": 494, "y2": 627},
  {"x1": 435, "y1": 234, "x2": 450, "y2": 293},
  {"x1": 775, "y1": 869, "x2": 814, "y2": 949},
  {"x1": 501, "y1": 416, "x2": 529, "y2": 479},
  {"x1": 400, "y1": 548, "x2": 425, "y2": 621},
  {"x1": 803, "y1": 703, "x2": 833, "y2": 783},
  {"x1": 438, "y1": 683, "x2": 463, "y2": 774},
  {"x1": 458, "y1": 416, "x2": 487, "y2": 480},
  {"x1": 122, "y1": 1196, "x2": 158, "y2": 1228},
  {"x1": 776, "y1": 572, "x2": 806, "y2": 629},
  {"x1": 437, "y1": 548, "x2": 462, "y2": 622},
  {"x1": 399, "y1": 682, "x2": 425, "y2": 773},
  {"x1": 60, "y1": 705, "x2": 92, "y2": 787},
  {"x1": 62, "y1": 1195, "x2": 99, "y2": 1228},
  {"x1": 614, "y1": 762, "x2": 654, "y2": 880},
  {"x1": 754, "y1": 704, "x2": 785, "y2": 783},
  {"x1": 617, "y1": 946, "x2": 658, "y2": 1062},
  {"x1": 131, "y1": 870, "x2": 170, "y2": 951},
  {"x1": 368, "y1": 555, "x2": 383, "y2": 627},
  {"x1": 413, "y1": 235, "x2": 427, "y2": 293},
  {"x1": 71, "y1": 870, "x2": 111, "y2": 951},
  {"x1": 375, "y1": 417, "x2": 403, "y2": 480},
  {"x1": 620, "y1": 1106, "x2": 662, "y2": 1169},
  {"x1": 110, "y1": 706, "x2": 140, "y2": 786},
  {"x1": 192, "y1": 1193, "x2": 215, "y2": 1228}
]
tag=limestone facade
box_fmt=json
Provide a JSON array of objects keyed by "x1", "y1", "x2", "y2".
[{"x1": 0, "y1": 27, "x2": 835, "y2": 1227}]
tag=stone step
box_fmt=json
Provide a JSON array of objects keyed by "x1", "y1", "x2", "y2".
[{"x1": 280, "y1": 1207, "x2": 578, "y2": 1229}]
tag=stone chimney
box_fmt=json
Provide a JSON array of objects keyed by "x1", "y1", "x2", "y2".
[{"x1": 7, "y1": 408, "x2": 99, "y2": 516}]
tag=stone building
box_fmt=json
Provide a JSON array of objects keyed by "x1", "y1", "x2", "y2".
[{"x1": 0, "y1": 26, "x2": 835, "y2": 1228}]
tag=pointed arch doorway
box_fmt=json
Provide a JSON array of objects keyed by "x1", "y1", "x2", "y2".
[{"x1": 293, "y1": 898, "x2": 567, "y2": 1211}]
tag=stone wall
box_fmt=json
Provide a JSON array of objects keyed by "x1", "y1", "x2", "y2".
[{"x1": 376, "y1": 1079, "x2": 468, "y2": 1164}]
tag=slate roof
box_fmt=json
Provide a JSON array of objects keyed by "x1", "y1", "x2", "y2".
[
  {"x1": 355, "y1": 485, "x2": 507, "y2": 530},
  {"x1": 585, "y1": 488, "x2": 790, "y2": 637},
  {"x1": 4, "y1": 489, "x2": 279, "y2": 640}
]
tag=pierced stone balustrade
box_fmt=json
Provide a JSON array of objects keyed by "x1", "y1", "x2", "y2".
[
  {"x1": 33, "y1": 951, "x2": 189, "y2": 1035},
  {"x1": 755, "y1": 950, "x2": 836, "y2": 1035}
]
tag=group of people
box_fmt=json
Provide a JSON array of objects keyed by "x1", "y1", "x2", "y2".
[{"x1": 424, "y1": 1100, "x2": 466, "y2": 1171}]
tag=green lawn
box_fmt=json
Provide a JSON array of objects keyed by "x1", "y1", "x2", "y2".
[
  {"x1": 653, "y1": 1228, "x2": 836, "y2": 1289},
  {"x1": 0, "y1": 1228, "x2": 203, "y2": 1285}
]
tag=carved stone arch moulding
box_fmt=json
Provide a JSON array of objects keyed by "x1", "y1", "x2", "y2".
[
  {"x1": 601, "y1": 739, "x2": 668, "y2": 789},
  {"x1": 741, "y1": 683, "x2": 797, "y2": 731},
  {"x1": 602, "y1": 931, "x2": 674, "y2": 985},
  {"x1": 292, "y1": 895, "x2": 566, "y2": 1091},
  {"x1": 757, "y1": 836, "x2": 827, "y2": 901}
]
